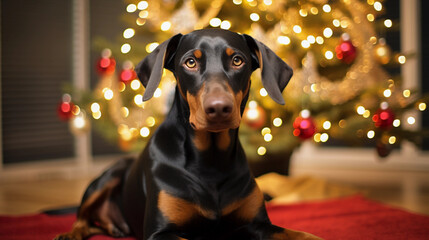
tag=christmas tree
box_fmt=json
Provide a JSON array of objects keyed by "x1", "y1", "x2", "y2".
[{"x1": 59, "y1": 0, "x2": 428, "y2": 161}]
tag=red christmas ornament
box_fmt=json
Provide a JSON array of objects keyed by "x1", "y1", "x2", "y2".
[
  {"x1": 335, "y1": 34, "x2": 357, "y2": 64},
  {"x1": 119, "y1": 69, "x2": 137, "y2": 83},
  {"x1": 372, "y1": 102, "x2": 395, "y2": 130},
  {"x1": 57, "y1": 94, "x2": 75, "y2": 121},
  {"x1": 96, "y1": 57, "x2": 116, "y2": 75},
  {"x1": 293, "y1": 110, "x2": 316, "y2": 140},
  {"x1": 243, "y1": 101, "x2": 266, "y2": 129}
]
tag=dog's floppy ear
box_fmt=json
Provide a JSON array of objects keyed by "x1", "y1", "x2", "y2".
[
  {"x1": 243, "y1": 34, "x2": 293, "y2": 105},
  {"x1": 136, "y1": 34, "x2": 183, "y2": 101}
]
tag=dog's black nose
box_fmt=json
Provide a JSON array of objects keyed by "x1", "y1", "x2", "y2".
[{"x1": 204, "y1": 96, "x2": 233, "y2": 121}]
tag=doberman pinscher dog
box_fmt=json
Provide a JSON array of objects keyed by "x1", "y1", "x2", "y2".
[{"x1": 55, "y1": 29, "x2": 322, "y2": 240}]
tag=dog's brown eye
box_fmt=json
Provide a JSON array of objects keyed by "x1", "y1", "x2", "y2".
[
  {"x1": 232, "y1": 56, "x2": 243, "y2": 66},
  {"x1": 185, "y1": 58, "x2": 197, "y2": 68}
]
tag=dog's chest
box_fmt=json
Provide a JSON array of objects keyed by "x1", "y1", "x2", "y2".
[{"x1": 157, "y1": 176, "x2": 264, "y2": 232}]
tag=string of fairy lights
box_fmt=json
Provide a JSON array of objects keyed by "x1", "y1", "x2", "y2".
[{"x1": 59, "y1": 0, "x2": 427, "y2": 156}]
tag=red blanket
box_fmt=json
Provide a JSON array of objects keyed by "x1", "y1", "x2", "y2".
[{"x1": 1, "y1": 195, "x2": 428, "y2": 240}]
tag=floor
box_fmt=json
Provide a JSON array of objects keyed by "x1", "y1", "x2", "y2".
[
  {"x1": 1, "y1": 175, "x2": 428, "y2": 216},
  {"x1": 0, "y1": 177, "x2": 92, "y2": 215}
]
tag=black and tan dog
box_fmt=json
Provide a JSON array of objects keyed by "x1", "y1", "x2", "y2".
[{"x1": 55, "y1": 29, "x2": 322, "y2": 240}]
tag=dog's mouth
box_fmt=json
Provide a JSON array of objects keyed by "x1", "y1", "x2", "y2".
[{"x1": 190, "y1": 119, "x2": 240, "y2": 132}]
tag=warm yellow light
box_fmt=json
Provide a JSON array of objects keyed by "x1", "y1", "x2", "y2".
[
  {"x1": 307, "y1": 35, "x2": 315, "y2": 44},
  {"x1": 126, "y1": 4, "x2": 137, "y2": 13},
  {"x1": 249, "y1": 100, "x2": 258, "y2": 109},
  {"x1": 277, "y1": 36, "x2": 291, "y2": 45},
  {"x1": 383, "y1": 89, "x2": 392, "y2": 98},
  {"x1": 264, "y1": 133, "x2": 273, "y2": 142},
  {"x1": 367, "y1": 14, "x2": 375, "y2": 22},
  {"x1": 340, "y1": 20, "x2": 349, "y2": 29},
  {"x1": 73, "y1": 115, "x2": 86, "y2": 129},
  {"x1": 367, "y1": 130, "x2": 375, "y2": 139},
  {"x1": 119, "y1": 82, "x2": 126, "y2": 92},
  {"x1": 131, "y1": 80, "x2": 141, "y2": 90},
  {"x1": 367, "y1": 0, "x2": 375, "y2": 5},
  {"x1": 263, "y1": 0, "x2": 272, "y2": 5},
  {"x1": 325, "y1": 51, "x2": 334, "y2": 60},
  {"x1": 323, "y1": 121, "x2": 331, "y2": 130},
  {"x1": 363, "y1": 110, "x2": 371, "y2": 118},
  {"x1": 273, "y1": 117, "x2": 283, "y2": 127},
  {"x1": 403, "y1": 89, "x2": 411, "y2": 98},
  {"x1": 134, "y1": 94, "x2": 144, "y2": 106},
  {"x1": 301, "y1": 40, "x2": 310, "y2": 48},
  {"x1": 161, "y1": 21, "x2": 172, "y2": 31},
  {"x1": 398, "y1": 55, "x2": 406, "y2": 64},
  {"x1": 407, "y1": 116, "x2": 416, "y2": 125},
  {"x1": 103, "y1": 88, "x2": 114, "y2": 100},
  {"x1": 418, "y1": 102, "x2": 427, "y2": 111},
  {"x1": 388, "y1": 136, "x2": 396, "y2": 144},
  {"x1": 92, "y1": 111, "x2": 101, "y2": 120},
  {"x1": 259, "y1": 88, "x2": 268, "y2": 97},
  {"x1": 257, "y1": 146, "x2": 267, "y2": 156},
  {"x1": 393, "y1": 119, "x2": 400, "y2": 127},
  {"x1": 374, "y1": 1, "x2": 382, "y2": 11},
  {"x1": 320, "y1": 133, "x2": 329, "y2": 142},
  {"x1": 333, "y1": 19, "x2": 340, "y2": 27},
  {"x1": 250, "y1": 13, "x2": 260, "y2": 22},
  {"x1": 384, "y1": 19, "x2": 393, "y2": 28},
  {"x1": 357, "y1": 106, "x2": 365, "y2": 115},
  {"x1": 293, "y1": 25, "x2": 302, "y2": 33},
  {"x1": 146, "y1": 116, "x2": 156, "y2": 127},
  {"x1": 146, "y1": 42, "x2": 159, "y2": 53},
  {"x1": 233, "y1": 0, "x2": 242, "y2": 5},
  {"x1": 261, "y1": 127, "x2": 271, "y2": 136},
  {"x1": 220, "y1": 20, "x2": 231, "y2": 30},
  {"x1": 313, "y1": 133, "x2": 321, "y2": 142},
  {"x1": 140, "y1": 127, "x2": 150, "y2": 137},
  {"x1": 322, "y1": 4, "x2": 331, "y2": 13},
  {"x1": 210, "y1": 18, "x2": 222, "y2": 27},
  {"x1": 90, "y1": 103, "x2": 100, "y2": 113},
  {"x1": 121, "y1": 44, "x2": 131, "y2": 54},
  {"x1": 316, "y1": 36, "x2": 324, "y2": 44},
  {"x1": 154, "y1": 88, "x2": 162, "y2": 98},
  {"x1": 299, "y1": 9, "x2": 308, "y2": 17},
  {"x1": 123, "y1": 28, "x2": 135, "y2": 39},
  {"x1": 310, "y1": 7, "x2": 318, "y2": 15},
  {"x1": 121, "y1": 107, "x2": 129, "y2": 118},
  {"x1": 139, "y1": 10, "x2": 149, "y2": 18},
  {"x1": 310, "y1": 84, "x2": 317, "y2": 92},
  {"x1": 136, "y1": 18, "x2": 146, "y2": 26},
  {"x1": 137, "y1": 1, "x2": 148, "y2": 10},
  {"x1": 323, "y1": 28, "x2": 333, "y2": 38},
  {"x1": 72, "y1": 105, "x2": 81, "y2": 116}
]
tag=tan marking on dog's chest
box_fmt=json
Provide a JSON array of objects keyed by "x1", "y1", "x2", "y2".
[
  {"x1": 216, "y1": 130, "x2": 231, "y2": 151},
  {"x1": 221, "y1": 186, "x2": 264, "y2": 221},
  {"x1": 158, "y1": 190, "x2": 216, "y2": 226},
  {"x1": 193, "y1": 130, "x2": 211, "y2": 151}
]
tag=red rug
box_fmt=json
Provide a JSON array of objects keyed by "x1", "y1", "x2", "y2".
[{"x1": 1, "y1": 195, "x2": 428, "y2": 240}]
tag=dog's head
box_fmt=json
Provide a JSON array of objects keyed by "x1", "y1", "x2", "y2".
[{"x1": 136, "y1": 29, "x2": 293, "y2": 132}]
